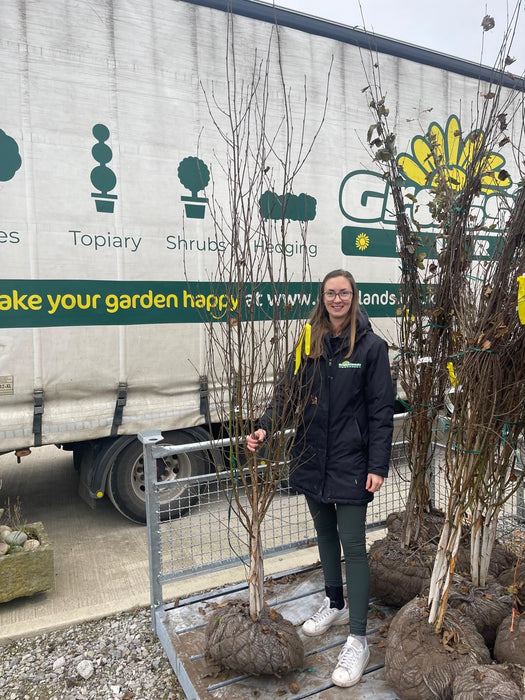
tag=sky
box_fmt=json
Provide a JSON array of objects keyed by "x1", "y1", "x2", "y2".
[{"x1": 271, "y1": 0, "x2": 525, "y2": 74}]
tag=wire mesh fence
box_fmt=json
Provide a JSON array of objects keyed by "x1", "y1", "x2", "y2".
[
  {"x1": 423, "y1": 440, "x2": 525, "y2": 552},
  {"x1": 143, "y1": 435, "x2": 410, "y2": 587},
  {"x1": 141, "y1": 427, "x2": 524, "y2": 593}
]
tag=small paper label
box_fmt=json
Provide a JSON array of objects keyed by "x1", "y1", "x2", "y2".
[{"x1": 0, "y1": 376, "x2": 14, "y2": 395}]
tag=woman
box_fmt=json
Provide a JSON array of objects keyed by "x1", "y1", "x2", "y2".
[{"x1": 247, "y1": 269, "x2": 394, "y2": 688}]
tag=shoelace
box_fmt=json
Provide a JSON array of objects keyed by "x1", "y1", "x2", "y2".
[
  {"x1": 337, "y1": 640, "x2": 362, "y2": 667},
  {"x1": 311, "y1": 601, "x2": 332, "y2": 623}
]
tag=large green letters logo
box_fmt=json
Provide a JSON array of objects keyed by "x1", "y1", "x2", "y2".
[{"x1": 340, "y1": 115, "x2": 515, "y2": 259}]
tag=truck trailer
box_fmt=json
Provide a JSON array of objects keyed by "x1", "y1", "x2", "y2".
[{"x1": 1, "y1": 0, "x2": 523, "y2": 522}]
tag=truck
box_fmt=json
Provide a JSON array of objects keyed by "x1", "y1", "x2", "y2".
[{"x1": 1, "y1": 0, "x2": 523, "y2": 522}]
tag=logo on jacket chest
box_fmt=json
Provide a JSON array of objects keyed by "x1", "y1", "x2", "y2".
[{"x1": 338, "y1": 361, "x2": 362, "y2": 369}]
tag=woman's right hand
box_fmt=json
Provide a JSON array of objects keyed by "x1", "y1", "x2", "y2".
[{"x1": 246, "y1": 429, "x2": 267, "y2": 452}]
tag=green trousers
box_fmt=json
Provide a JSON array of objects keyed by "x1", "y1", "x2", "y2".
[{"x1": 306, "y1": 497, "x2": 369, "y2": 636}]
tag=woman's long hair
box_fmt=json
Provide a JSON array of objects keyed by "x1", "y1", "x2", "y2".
[{"x1": 307, "y1": 269, "x2": 360, "y2": 359}]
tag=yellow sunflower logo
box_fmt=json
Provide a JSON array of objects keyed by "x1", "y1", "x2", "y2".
[
  {"x1": 397, "y1": 115, "x2": 511, "y2": 194},
  {"x1": 356, "y1": 232, "x2": 370, "y2": 251}
]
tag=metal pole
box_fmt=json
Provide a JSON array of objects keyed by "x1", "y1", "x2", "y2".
[{"x1": 139, "y1": 430, "x2": 164, "y2": 634}]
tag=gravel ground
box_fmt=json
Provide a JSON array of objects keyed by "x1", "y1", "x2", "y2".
[{"x1": 0, "y1": 607, "x2": 185, "y2": 700}]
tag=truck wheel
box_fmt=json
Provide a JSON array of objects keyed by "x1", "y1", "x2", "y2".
[{"x1": 107, "y1": 430, "x2": 209, "y2": 523}]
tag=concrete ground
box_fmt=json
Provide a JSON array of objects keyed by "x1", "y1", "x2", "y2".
[{"x1": 0, "y1": 444, "x2": 321, "y2": 643}]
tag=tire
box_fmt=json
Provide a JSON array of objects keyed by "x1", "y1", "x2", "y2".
[{"x1": 107, "y1": 430, "x2": 209, "y2": 523}]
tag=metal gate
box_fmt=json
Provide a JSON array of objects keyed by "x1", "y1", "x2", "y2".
[
  {"x1": 140, "y1": 417, "x2": 410, "y2": 613},
  {"x1": 139, "y1": 421, "x2": 524, "y2": 699},
  {"x1": 140, "y1": 421, "x2": 524, "y2": 616}
]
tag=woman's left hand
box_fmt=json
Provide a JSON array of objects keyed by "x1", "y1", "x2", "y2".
[{"x1": 366, "y1": 473, "x2": 384, "y2": 493}]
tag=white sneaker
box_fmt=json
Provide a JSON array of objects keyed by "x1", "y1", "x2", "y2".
[
  {"x1": 331, "y1": 635, "x2": 370, "y2": 687},
  {"x1": 301, "y1": 596, "x2": 348, "y2": 637}
]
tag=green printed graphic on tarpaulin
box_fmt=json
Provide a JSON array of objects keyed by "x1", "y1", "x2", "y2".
[
  {"x1": 0, "y1": 129, "x2": 22, "y2": 182},
  {"x1": 342, "y1": 226, "x2": 502, "y2": 261},
  {"x1": 260, "y1": 191, "x2": 317, "y2": 221},
  {"x1": 397, "y1": 115, "x2": 512, "y2": 195},
  {"x1": 342, "y1": 226, "x2": 397, "y2": 257},
  {"x1": 0, "y1": 280, "x2": 315, "y2": 328},
  {"x1": 178, "y1": 156, "x2": 210, "y2": 218},
  {"x1": 90, "y1": 124, "x2": 118, "y2": 213},
  {"x1": 0, "y1": 281, "x2": 400, "y2": 328},
  {"x1": 416, "y1": 231, "x2": 503, "y2": 260}
]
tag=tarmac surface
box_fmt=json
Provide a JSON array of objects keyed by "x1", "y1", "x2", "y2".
[{"x1": 0, "y1": 444, "x2": 319, "y2": 643}]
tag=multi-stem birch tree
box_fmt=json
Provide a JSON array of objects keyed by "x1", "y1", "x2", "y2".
[
  {"x1": 200, "y1": 14, "x2": 331, "y2": 621},
  {"x1": 363, "y1": 12, "x2": 525, "y2": 631}
]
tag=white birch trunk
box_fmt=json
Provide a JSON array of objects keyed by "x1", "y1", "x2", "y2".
[
  {"x1": 470, "y1": 508, "x2": 483, "y2": 587},
  {"x1": 479, "y1": 515, "x2": 498, "y2": 586},
  {"x1": 470, "y1": 459, "x2": 508, "y2": 586},
  {"x1": 248, "y1": 526, "x2": 264, "y2": 619},
  {"x1": 428, "y1": 515, "x2": 462, "y2": 626}
]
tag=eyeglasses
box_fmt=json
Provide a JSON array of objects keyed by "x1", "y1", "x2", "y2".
[{"x1": 323, "y1": 290, "x2": 353, "y2": 300}]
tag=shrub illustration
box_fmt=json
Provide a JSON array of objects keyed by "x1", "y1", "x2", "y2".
[
  {"x1": 178, "y1": 156, "x2": 210, "y2": 218},
  {"x1": 0, "y1": 129, "x2": 22, "y2": 181},
  {"x1": 177, "y1": 156, "x2": 210, "y2": 198}
]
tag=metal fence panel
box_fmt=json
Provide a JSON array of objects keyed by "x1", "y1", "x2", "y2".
[
  {"x1": 140, "y1": 426, "x2": 524, "y2": 612},
  {"x1": 141, "y1": 434, "x2": 410, "y2": 589}
]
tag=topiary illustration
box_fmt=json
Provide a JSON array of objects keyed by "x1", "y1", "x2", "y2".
[{"x1": 90, "y1": 123, "x2": 118, "y2": 213}]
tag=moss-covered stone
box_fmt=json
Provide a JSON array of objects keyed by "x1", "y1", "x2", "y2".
[{"x1": 0, "y1": 522, "x2": 54, "y2": 603}]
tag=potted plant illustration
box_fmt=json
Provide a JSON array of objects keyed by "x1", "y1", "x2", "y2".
[
  {"x1": 177, "y1": 156, "x2": 210, "y2": 219},
  {"x1": 90, "y1": 123, "x2": 118, "y2": 213}
]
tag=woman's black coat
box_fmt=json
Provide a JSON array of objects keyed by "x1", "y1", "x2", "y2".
[{"x1": 260, "y1": 312, "x2": 395, "y2": 506}]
